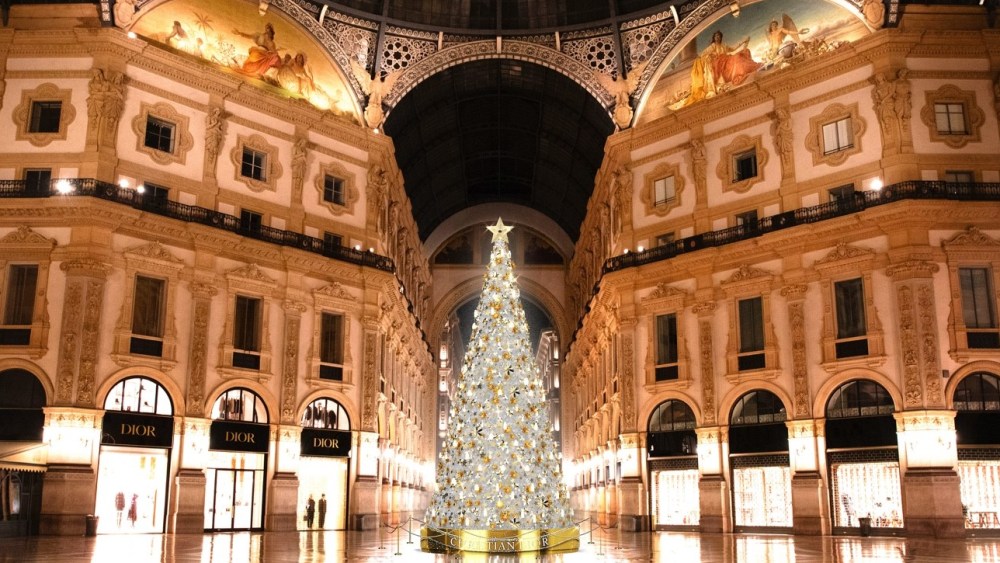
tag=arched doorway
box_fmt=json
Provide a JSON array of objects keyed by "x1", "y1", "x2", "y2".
[
  {"x1": 646, "y1": 399, "x2": 698, "y2": 529},
  {"x1": 297, "y1": 397, "x2": 351, "y2": 530},
  {"x1": 728, "y1": 390, "x2": 791, "y2": 531},
  {"x1": 95, "y1": 376, "x2": 174, "y2": 534},
  {"x1": 205, "y1": 388, "x2": 269, "y2": 531},
  {"x1": 824, "y1": 379, "x2": 901, "y2": 534},
  {"x1": 954, "y1": 371, "x2": 1000, "y2": 530},
  {"x1": 0, "y1": 369, "x2": 46, "y2": 537}
]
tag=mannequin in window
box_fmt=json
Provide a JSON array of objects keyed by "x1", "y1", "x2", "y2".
[
  {"x1": 115, "y1": 491, "x2": 126, "y2": 526},
  {"x1": 305, "y1": 494, "x2": 316, "y2": 527}
]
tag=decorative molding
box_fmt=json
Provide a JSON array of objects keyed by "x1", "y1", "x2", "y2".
[
  {"x1": 885, "y1": 259, "x2": 940, "y2": 280},
  {"x1": 897, "y1": 283, "x2": 924, "y2": 408},
  {"x1": 230, "y1": 133, "x2": 283, "y2": 193},
  {"x1": 920, "y1": 84, "x2": 985, "y2": 149},
  {"x1": 12, "y1": 83, "x2": 77, "y2": 147},
  {"x1": 805, "y1": 102, "x2": 866, "y2": 167},
  {"x1": 131, "y1": 101, "x2": 194, "y2": 166},
  {"x1": 716, "y1": 134, "x2": 768, "y2": 194},
  {"x1": 0, "y1": 225, "x2": 57, "y2": 246},
  {"x1": 699, "y1": 318, "x2": 716, "y2": 426},
  {"x1": 788, "y1": 300, "x2": 809, "y2": 418},
  {"x1": 724, "y1": 263, "x2": 773, "y2": 285},
  {"x1": 641, "y1": 161, "x2": 684, "y2": 217},
  {"x1": 815, "y1": 242, "x2": 875, "y2": 266},
  {"x1": 943, "y1": 226, "x2": 1000, "y2": 248},
  {"x1": 313, "y1": 160, "x2": 359, "y2": 216}
]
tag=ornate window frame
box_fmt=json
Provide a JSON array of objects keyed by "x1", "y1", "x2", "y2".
[
  {"x1": 642, "y1": 283, "x2": 691, "y2": 390},
  {"x1": 717, "y1": 135, "x2": 767, "y2": 194},
  {"x1": 805, "y1": 102, "x2": 866, "y2": 167},
  {"x1": 230, "y1": 133, "x2": 282, "y2": 192},
  {"x1": 307, "y1": 282, "x2": 360, "y2": 388},
  {"x1": 721, "y1": 264, "x2": 780, "y2": 382},
  {"x1": 942, "y1": 227, "x2": 1000, "y2": 363},
  {"x1": 111, "y1": 242, "x2": 184, "y2": 371},
  {"x1": 0, "y1": 226, "x2": 55, "y2": 358},
  {"x1": 12, "y1": 83, "x2": 76, "y2": 147},
  {"x1": 218, "y1": 264, "x2": 276, "y2": 380},
  {"x1": 812, "y1": 242, "x2": 887, "y2": 372},
  {"x1": 920, "y1": 84, "x2": 985, "y2": 149},
  {"x1": 313, "y1": 161, "x2": 359, "y2": 216},
  {"x1": 131, "y1": 101, "x2": 194, "y2": 166},
  {"x1": 641, "y1": 162, "x2": 685, "y2": 217}
]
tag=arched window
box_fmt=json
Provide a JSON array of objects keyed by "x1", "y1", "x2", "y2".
[
  {"x1": 826, "y1": 379, "x2": 894, "y2": 418},
  {"x1": 0, "y1": 369, "x2": 46, "y2": 441},
  {"x1": 730, "y1": 390, "x2": 786, "y2": 426},
  {"x1": 0, "y1": 369, "x2": 45, "y2": 408},
  {"x1": 211, "y1": 388, "x2": 268, "y2": 423},
  {"x1": 301, "y1": 398, "x2": 350, "y2": 430},
  {"x1": 648, "y1": 399, "x2": 696, "y2": 432},
  {"x1": 104, "y1": 376, "x2": 172, "y2": 415},
  {"x1": 954, "y1": 372, "x2": 1000, "y2": 411}
]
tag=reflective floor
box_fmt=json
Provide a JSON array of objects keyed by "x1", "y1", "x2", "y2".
[{"x1": 2, "y1": 527, "x2": 1000, "y2": 562}]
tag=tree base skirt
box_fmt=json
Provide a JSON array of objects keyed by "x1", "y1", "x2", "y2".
[{"x1": 420, "y1": 526, "x2": 580, "y2": 553}]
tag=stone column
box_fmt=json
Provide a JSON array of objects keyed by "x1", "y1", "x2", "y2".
[
  {"x1": 696, "y1": 427, "x2": 729, "y2": 533},
  {"x1": 895, "y1": 410, "x2": 964, "y2": 537},
  {"x1": 172, "y1": 418, "x2": 209, "y2": 533},
  {"x1": 39, "y1": 408, "x2": 100, "y2": 535},
  {"x1": 787, "y1": 419, "x2": 828, "y2": 535},
  {"x1": 616, "y1": 432, "x2": 648, "y2": 531},
  {"x1": 266, "y1": 425, "x2": 301, "y2": 531}
]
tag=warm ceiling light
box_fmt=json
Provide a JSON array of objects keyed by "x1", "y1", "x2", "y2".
[
  {"x1": 118, "y1": 179, "x2": 130, "y2": 188},
  {"x1": 55, "y1": 179, "x2": 73, "y2": 194},
  {"x1": 871, "y1": 178, "x2": 883, "y2": 191},
  {"x1": 136, "y1": 184, "x2": 146, "y2": 193}
]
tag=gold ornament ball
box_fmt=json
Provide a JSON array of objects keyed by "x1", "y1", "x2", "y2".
[{"x1": 496, "y1": 500, "x2": 504, "y2": 508}]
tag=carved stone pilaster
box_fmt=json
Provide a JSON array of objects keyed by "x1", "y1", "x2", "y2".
[
  {"x1": 361, "y1": 327, "x2": 379, "y2": 432},
  {"x1": 782, "y1": 284, "x2": 810, "y2": 418},
  {"x1": 55, "y1": 260, "x2": 110, "y2": 407},
  {"x1": 186, "y1": 281, "x2": 217, "y2": 416},
  {"x1": 896, "y1": 283, "x2": 923, "y2": 408},
  {"x1": 86, "y1": 68, "x2": 126, "y2": 149},
  {"x1": 918, "y1": 284, "x2": 943, "y2": 407},
  {"x1": 620, "y1": 329, "x2": 636, "y2": 432},
  {"x1": 280, "y1": 300, "x2": 307, "y2": 424},
  {"x1": 694, "y1": 301, "x2": 717, "y2": 425}
]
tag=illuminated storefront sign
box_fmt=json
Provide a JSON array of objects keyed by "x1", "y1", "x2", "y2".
[
  {"x1": 101, "y1": 411, "x2": 174, "y2": 448},
  {"x1": 300, "y1": 428, "x2": 351, "y2": 457},
  {"x1": 209, "y1": 420, "x2": 269, "y2": 453}
]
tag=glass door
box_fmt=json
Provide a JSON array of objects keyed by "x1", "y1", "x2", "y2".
[{"x1": 207, "y1": 469, "x2": 264, "y2": 530}]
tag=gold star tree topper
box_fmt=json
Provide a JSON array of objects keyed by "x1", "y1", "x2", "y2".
[{"x1": 486, "y1": 217, "x2": 513, "y2": 242}]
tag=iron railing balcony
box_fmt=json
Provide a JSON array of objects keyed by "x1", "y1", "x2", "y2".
[
  {"x1": 603, "y1": 180, "x2": 1000, "y2": 274},
  {"x1": 0, "y1": 177, "x2": 395, "y2": 273}
]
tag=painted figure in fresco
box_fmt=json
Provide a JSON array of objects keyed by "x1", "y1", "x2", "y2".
[
  {"x1": 277, "y1": 52, "x2": 317, "y2": 97},
  {"x1": 684, "y1": 30, "x2": 761, "y2": 106},
  {"x1": 233, "y1": 23, "x2": 282, "y2": 77},
  {"x1": 765, "y1": 15, "x2": 802, "y2": 65}
]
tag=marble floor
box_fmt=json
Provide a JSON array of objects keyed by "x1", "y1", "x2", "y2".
[{"x1": 2, "y1": 526, "x2": 1000, "y2": 562}]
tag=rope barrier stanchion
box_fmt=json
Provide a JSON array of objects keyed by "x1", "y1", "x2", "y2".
[
  {"x1": 406, "y1": 516, "x2": 413, "y2": 544},
  {"x1": 587, "y1": 517, "x2": 595, "y2": 545},
  {"x1": 379, "y1": 516, "x2": 386, "y2": 550},
  {"x1": 616, "y1": 520, "x2": 623, "y2": 550},
  {"x1": 395, "y1": 523, "x2": 402, "y2": 556}
]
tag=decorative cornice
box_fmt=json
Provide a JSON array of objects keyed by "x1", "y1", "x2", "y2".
[
  {"x1": 814, "y1": 242, "x2": 876, "y2": 266},
  {"x1": 943, "y1": 226, "x2": 1000, "y2": 248},
  {"x1": 226, "y1": 263, "x2": 277, "y2": 285},
  {"x1": 123, "y1": 241, "x2": 183, "y2": 264},
  {"x1": 0, "y1": 225, "x2": 56, "y2": 247},
  {"x1": 314, "y1": 282, "x2": 354, "y2": 301},
  {"x1": 886, "y1": 259, "x2": 940, "y2": 279},
  {"x1": 725, "y1": 264, "x2": 772, "y2": 284}
]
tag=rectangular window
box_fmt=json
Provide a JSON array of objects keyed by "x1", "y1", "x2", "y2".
[
  {"x1": 240, "y1": 209, "x2": 262, "y2": 233},
  {"x1": 835, "y1": 278, "x2": 867, "y2": 339},
  {"x1": 738, "y1": 297, "x2": 764, "y2": 353},
  {"x1": 319, "y1": 312, "x2": 345, "y2": 380},
  {"x1": 822, "y1": 117, "x2": 853, "y2": 155},
  {"x1": 944, "y1": 170, "x2": 974, "y2": 184},
  {"x1": 233, "y1": 295, "x2": 262, "y2": 352},
  {"x1": 828, "y1": 184, "x2": 855, "y2": 203},
  {"x1": 142, "y1": 182, "x2": 170, "y2": 205},
  {"x1": 834, "y1": 278, "x2": 869, "y2": 358},
  {"x1": 131, "y1": 276, "x2": 165, "y2": 337},
  {"x1": 934, "y1": 102, "x2": 967, "y2": 135},
  {"x1": 960, "y1": 268, "x2": 999, "y2": 348},
  {"x1": 144, "y1": 116, "x2": 176, "y2": 153},
  {"x1": 323, "y1": 175, "x2": 345, "y2": 205},
  {"x1": 653, "y1": 176, "x2": 676, "y2": 206},
  {"x1": 29, "y1": 101, "x2": 62, "y2": 133},
  {"x1": 733, "y1": 150, "x2": 758, "y2": 182},
  {"x1": 656, "y1": 232, "x2": 675, "y2": 247},
  {"x1": 655, "y1": 313, "x2": 679, "y2": 381},
  {"x1": 323, "y1": 232, "x2": 342, "y2": 250},
  {"x1": 240, "y1": 147, "x2": 267, "y2": 181},
  {"x1": 3, "y1": 265, "x2": 38, "y2": 326},
  {"x1": 736, "y1": 210, "x2": 758, "y2": 227},
  {"x1": 23, "y1": 169, "x2": 51, "y2": 194}
]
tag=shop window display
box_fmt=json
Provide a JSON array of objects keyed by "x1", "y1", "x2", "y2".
[
  {"x1": 732, "y1": 465, "x2": 792, "y2": 527},
  {"x1": 831, "y1": 462, "x2": 904, "y2": 529},
  {"x1": 94, "y1": 448, "x2": 169, "y2": 533},
  {"x1": 653, "y1": 469, "x2": 700, "y2": 526},
  {"x1": 203, "y1": 451, "x2": 266, "y2": 530},
  {"x1": 959, "y1": 461, "x2": 1000, "y2": 529}
]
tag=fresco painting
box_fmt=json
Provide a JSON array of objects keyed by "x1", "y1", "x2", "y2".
[
  {"x1": 132, "y1": 0, "x2": 357, "y2": 119},
  {"x1": 641, "y1": 0, "x2": 870, "y2": 122}
]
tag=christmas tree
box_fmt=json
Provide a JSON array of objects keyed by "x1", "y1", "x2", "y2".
[{"x1": 421, "y1": 218, "x2": 578, "y2": 553}]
